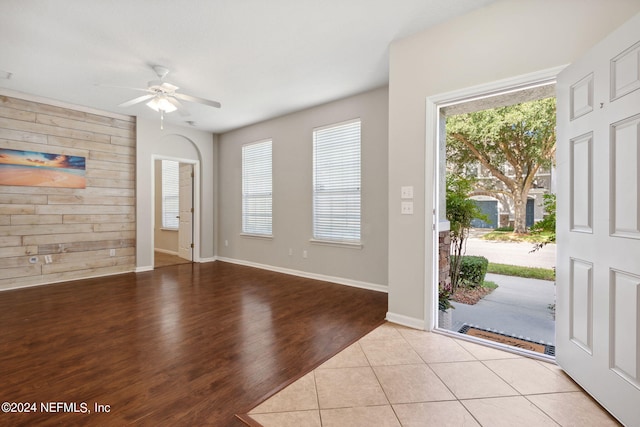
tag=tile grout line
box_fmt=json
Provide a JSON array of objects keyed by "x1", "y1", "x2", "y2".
[
  {"x1": 366, "y1": 337, "x2": 403, "y2": 426},
  {"x1": 312, "y1": 369, "x2": 324, "y2": 427}
]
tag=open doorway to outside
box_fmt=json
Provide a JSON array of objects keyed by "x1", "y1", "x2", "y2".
[
  {"x1": 434, "y1": 74, "x2": 559, "y2": 360},
  {"x1": 154, "y1": 158, "x2": 194, "y2": 268}
]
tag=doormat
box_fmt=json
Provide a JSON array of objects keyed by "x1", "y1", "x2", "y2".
[{"x1": 458, "y1": 325, "x2": 555, "y2": 356}]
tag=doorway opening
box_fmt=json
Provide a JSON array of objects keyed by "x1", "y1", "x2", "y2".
[
  {"x1": 153, "y1": 158, "x2": 196, "y2": 269},
  {"x1": 430, "y1": 69, "x2": 562, "y2": 359}
]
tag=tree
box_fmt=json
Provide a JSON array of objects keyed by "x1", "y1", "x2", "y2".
[
  {"x1": 530, "y1": 193, "x2": 556, "y2": 252},
  {"x1": 446, "y1": 174, "x2": 486, "y2": 291},
  {"x1": 446, "y1": 98, "x2": 556, "y2": 233}
]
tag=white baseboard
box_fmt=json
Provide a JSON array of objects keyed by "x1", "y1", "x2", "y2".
[
  {"x1": 216, "y1": 257, "x2": 388, "y2": 293},
  {"x1": 135, "y1": 266, "x2": 154, "y2": 273},
  {"x1": 386, "y1": 312, "x2": 425, "y2": 330},
  {"x1": 198, "y1": 256, "x2": 217, "y2": 263}
]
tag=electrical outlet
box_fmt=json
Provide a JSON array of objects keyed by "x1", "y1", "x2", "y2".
[
  {"x1": 303, "y1": 250, "x2": 308, "y2": 259},
  {"x1": 224, "y1": 240, "x2": 229, "y2": 247},
  {"x1": 110, "y1": 249, "x2": 116, "y2": 257},
  {"x1": 288, "y1": 248, "x2": 293, "y2": 256},
  {"x1": 44, "y1": 255, "x2": 52, "y2": 264}
]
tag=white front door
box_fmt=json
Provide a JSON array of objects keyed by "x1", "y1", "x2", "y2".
[
  {"x1": 178, "y1": 163, "x2": 193, "y2": 261},
  {"x1": 556, "y1": 12, "x2": 640, "y2": 426}
]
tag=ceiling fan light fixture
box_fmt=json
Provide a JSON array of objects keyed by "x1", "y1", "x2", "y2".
[{"x1": 146, "y1": 96, "x2": 177, "y2": 113}]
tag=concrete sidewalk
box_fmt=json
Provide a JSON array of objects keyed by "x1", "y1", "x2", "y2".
[{"x1": 445, "y1": 273, "x2": 556, "y2": 345}]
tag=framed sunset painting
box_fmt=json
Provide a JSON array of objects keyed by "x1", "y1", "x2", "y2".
[{"x1": 0, "y1": 148, "x2": 86, "y2": 189}]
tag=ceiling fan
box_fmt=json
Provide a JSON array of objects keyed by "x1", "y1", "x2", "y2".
[{"x1": 110, "y1": 65, "x2": 221, "y2": 128}]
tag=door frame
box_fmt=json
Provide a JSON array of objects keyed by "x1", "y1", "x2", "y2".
[
  {"x1": 151, "y1": 155, "x2": 201, "y2": 267},
  {"x1": 424, "y1": 66, "x2": 565, "y2": 340}
]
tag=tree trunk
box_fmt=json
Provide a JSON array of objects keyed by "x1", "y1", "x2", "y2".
[{"x1": 513, "y1": 190, "x2": 528, "y2": 233}]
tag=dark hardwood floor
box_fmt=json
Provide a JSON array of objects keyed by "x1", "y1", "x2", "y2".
[
  {"x1": 0, "y1": 261, "x2": 388, "y2": 426},
  {"x1": 154, "y1": 251, "x2": 192, "y2": 269}
]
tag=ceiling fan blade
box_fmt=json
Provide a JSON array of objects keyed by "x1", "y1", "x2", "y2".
[
  {"x1": 173, "y1": 93, "x2": 221, "y2": 109},
  {"x1": 160, "y1": 82, "x2": 179, "y2": 92},
  {"x1": 118, "y1": 94, "x2": 155, "y2": 108}
]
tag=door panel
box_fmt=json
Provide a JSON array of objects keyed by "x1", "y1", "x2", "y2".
[
  {"x1": 556, "y1": 12, "x2": 640, "y2": 426},
  {"x1": 178, "y1": 163, "x2": 193, "y2": 261}
]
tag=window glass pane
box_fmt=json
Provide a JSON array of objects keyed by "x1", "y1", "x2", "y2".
[
  {"x1": 242, "y1": 140, "x2": 273, "y2": 235},
  {"x1": 162, "y1": 160, "x2": 179, "y2": 229},
  {"x1": 313, "y1": 119, "x2": 361, "y2": 242}
]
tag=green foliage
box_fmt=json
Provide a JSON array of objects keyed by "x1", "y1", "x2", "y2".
[
  {"x1": 494, "y1": 226, "x2": 514, "y2": 232},
  {"x1": 446, "y1": 98, "x2": 557, "y2": 233},
  {"x1": 446, "y1": 98, "x2": 556, "y2": 171},
  {"x1": 446, "y1": 174, "x2": 487, "y2": 290},
  {"x1": 487, "y1": 263, "x2": 555, "y2": 281},
  {"x1": 531, "y1": 193, "x2": 556, "y2": 233},
  {"x1": 483, "y1": 281, "x2": 498, "y2": 290},
  {"x1": 530, "y1": 193, "x2": 556, "y2": 252},
  {"x1": 446, "y1": 174, "x2": 485, "y2": 238},
  {"x1": 438, "y1": 287, "x2": 454, "y2": 312},
  {"x1": 452, "y1": 255, "x2": 489, "y2": 288},
  {"x1": 481, "y1": 230, "x2": 555, "y2": 243}
]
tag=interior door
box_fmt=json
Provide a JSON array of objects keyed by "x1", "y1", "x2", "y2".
[
  {"x1": 556, "y1": 12, "x2": 640, "y2": 426},
  {"x1": 178, "y1": 163, "x2": 193, "y2": 261}
]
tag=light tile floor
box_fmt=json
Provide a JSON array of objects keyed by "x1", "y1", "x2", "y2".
[{"x1": 246, "y1": 322, "x2": 620, "y2": 427}]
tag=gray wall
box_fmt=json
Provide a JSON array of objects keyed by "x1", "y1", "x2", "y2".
[
  {"x1": 387, "y1": 0, "x2": 640, "y2": 327},
  {"x1": 217, "y1": 86, "x2": 388, "y2": 289}
]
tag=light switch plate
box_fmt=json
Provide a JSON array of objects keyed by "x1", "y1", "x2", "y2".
[
  {"x1": 401, "y1": 201, "x2": 414, "y2": 215},
  {"x1": 401, "y1": 186, "x2": 414, "y2": 199}
]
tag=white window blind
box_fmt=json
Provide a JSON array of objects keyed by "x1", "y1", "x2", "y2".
[
  {"x1": 162, "y1": 159, "x2": 179, "y2": 229},
  {"x1": 242, "y1": 140, "x2": 272, "y2": 235},
  {"x1": 313, "y1": 119, "x2": 361, "y2": 242}
]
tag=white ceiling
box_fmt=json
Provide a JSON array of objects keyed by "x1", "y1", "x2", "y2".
[{"x1": 0, "y1": 0, "x2": 495, "y2": 133}]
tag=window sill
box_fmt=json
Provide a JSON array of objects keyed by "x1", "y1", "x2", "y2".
[
  {"x1": 160, "y1": 228, "x2": 178, "y2": 232},
  {"x1": 240, "y1": 233, "x2": 274, "y2": 240},
  {"x1": 309, "y1": 238, "x2": 362, "y2": 249}
]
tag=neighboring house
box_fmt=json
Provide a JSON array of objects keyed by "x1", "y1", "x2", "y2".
[{"x1": 463, "y1": 162, "x2": 554, "y2": 229}]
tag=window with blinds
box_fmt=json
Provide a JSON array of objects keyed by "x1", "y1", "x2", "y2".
[
  {"x1": 242, "y1": 140, "x2": 273, "y2": 235},
  {"x1": 161, "y1": 159, "x2": 179, "y2": 230},
  {"x1": 313, "y1": 119, "x2": 361, "y2": 242}
]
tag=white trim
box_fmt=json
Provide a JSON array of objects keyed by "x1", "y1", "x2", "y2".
[
  {"x1": 0, "y1": 87, "x2": 132, "y2": 121},
  {"x1": 309, "y1": 238, "x2": 363, "y2": 249},
  {"x1": 425, "y1": 65, "x2": 566, "y2": 333},
  {"x1": 429, "y1": 65, "x2": 567, "y2": 107},
  {"x1": 240, "y1": 233, "x2": 274, "y2": 240},
  {"x1": 242, "y1": 137, "x2": 273, "y2": 148},
  {"x1": 135, "y1": 266, "x2": 154, "y2": 273},
  {"x1": 216, "y1": 256, "x2": 387, "y2": 293},
  {"x1": 199, "y1": 256, "x2": 217, "y2": 263},
  {"x1": 386, "y1": 312, "x2": 425, "y2": 330},
  {"x1": 438, "y1": 220, "x2": 451, "y2": 232},
  {"x1": 151, "y1": 155, "x2": 201, "y2": 266},
  {"x1": 312, "y1": 117, "x2": 360, "y2": 133}
]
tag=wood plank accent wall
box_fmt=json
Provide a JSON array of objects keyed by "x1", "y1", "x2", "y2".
[{"x1": 0, "y1": 95, "x2": 136, "y2": 290}]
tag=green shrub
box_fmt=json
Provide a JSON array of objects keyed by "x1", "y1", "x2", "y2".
[
  {"x1": 451, "y1": 255, "x2": 489, "y2": 287},
  {"x1": 494, "y1": 226, "x2": 514, "y2": 232}
]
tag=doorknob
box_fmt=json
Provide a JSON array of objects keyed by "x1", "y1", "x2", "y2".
[{"x1": 176, "y1": 215, "x2": 180, "y2": 219}]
